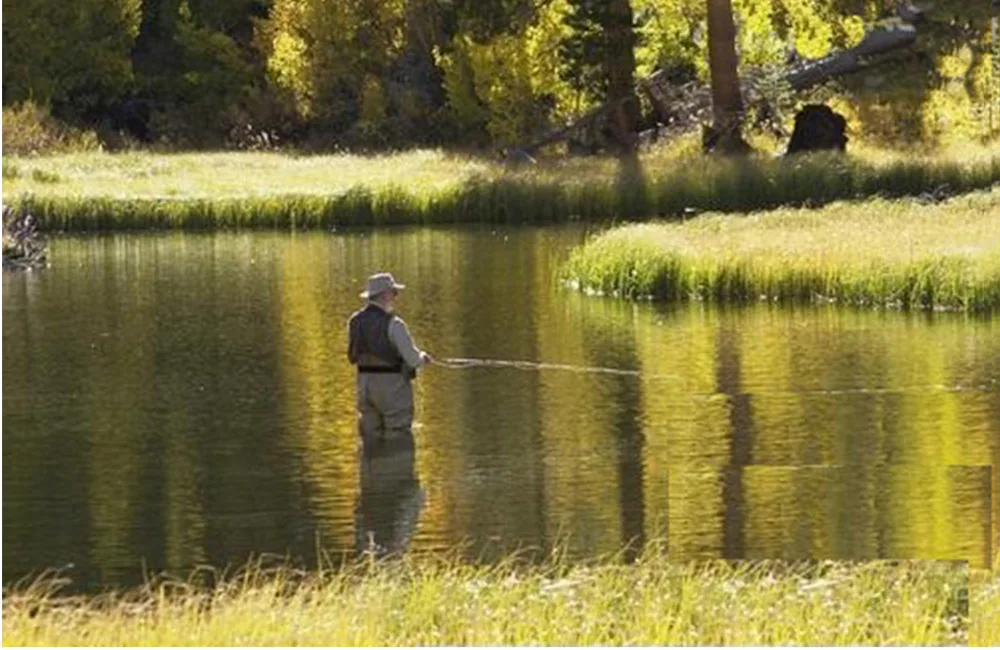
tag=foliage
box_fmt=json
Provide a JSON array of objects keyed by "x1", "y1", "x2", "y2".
[
  {"x1": 634, "y1": 0, "x2": 703, "y2": 81},
  {"x1": 1, "y1": 0, "x2": 998, "y2": 148},
  {"x1": 1, "y1": 0, "x2": 141, "y2": 111},
  {"x1": 832, "y1": 5, "x2": 1000, "y2": 146},
  {"x1": 1, "y1": 103, "x2": 103, "y2": 155},
  {"x1": 132, "y1": 1, "x2": 265, "y2": 147},
  {"x1": 560, "y1": 0, "x2": 620, "y2": 99},
  {"x1": 436, "y1": 0, "x2": 580, "y2": 145},
  {"x1": 261, "y1": 0, "x2": 408, "y2": 142},
  {"x1": 633, "y1": 1, "x2": 1000, "y2": 145},
  {"x1": 435, "y1": 40, "x2": 490, "y2": 142}
]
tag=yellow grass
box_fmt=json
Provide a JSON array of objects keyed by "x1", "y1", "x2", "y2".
[
  {"x1": 564, "y1": 189, "x2": 1000, "y2": 311},
  {"x1": 3, "y1": 139, "x2": 997, "y2": 231},
  {"x1": 3, "y1": 141, "x2": 997, "y2": 200},
  {"x1": 3, "y1": 550, "x2": 998, "y2": 646}
]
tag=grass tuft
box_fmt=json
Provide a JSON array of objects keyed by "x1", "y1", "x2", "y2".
[
  {"x1": 3, "y1": 548, "x2": 996, "y2": 646},
  {"x1": 2, "y1": 161, "x2": 22, "y2": 179},
  {"x1": 29, "y1": 168, "x2": 62, "y2": 184},
  {"x1": 563, "y1": 190, "x2": 1000, "y2": 311}
]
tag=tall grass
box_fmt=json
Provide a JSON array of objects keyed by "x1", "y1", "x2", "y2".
[
  {"x1": 4, "y1": 549, "x2": 996, "y2": 646},
  {"x1": 563, "y1": 190, "x2": 1000, "y2": 311},
  {"x1": 3, "y1": 145, "x2": 998, "y2": 231},
  {"x1": 972, "y1": 562, "x2": 1000, "y2": 647}
]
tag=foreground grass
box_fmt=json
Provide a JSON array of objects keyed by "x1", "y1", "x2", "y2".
[
  {"x1": 4, "y1": 550, "x2": 997, "y2": 646},
  {"x1": 563, "y1": 189, "x2": 1000, "y2": 311},
  {"x1": 2, "y1": 142, "x2": 998, "y2": 231}
]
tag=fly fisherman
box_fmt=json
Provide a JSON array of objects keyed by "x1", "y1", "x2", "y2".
[{"x1": 348, "y1": 273, "x2": 432, "y2": 447}]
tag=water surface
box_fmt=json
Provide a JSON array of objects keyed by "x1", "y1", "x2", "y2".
[{"x1": 3, "y1": 227, "x2": 997, "y2": 590}]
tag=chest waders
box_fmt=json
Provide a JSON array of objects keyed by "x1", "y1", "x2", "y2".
[{"x1": 348, "y1": 304, "x2": 415, "y2": 444}]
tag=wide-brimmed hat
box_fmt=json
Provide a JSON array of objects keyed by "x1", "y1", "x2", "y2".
[{"x1": 360, "y1": 272, "x2": 405, "y2": 299}]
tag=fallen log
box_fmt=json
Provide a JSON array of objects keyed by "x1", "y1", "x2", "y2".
[{"x1": 785, "y1": 19, "x2": 919, "y2": 90}]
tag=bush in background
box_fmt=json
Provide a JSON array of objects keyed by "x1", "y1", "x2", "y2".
[{"x1": 1, "y1": 102, "x2": 103, "y2": 155}]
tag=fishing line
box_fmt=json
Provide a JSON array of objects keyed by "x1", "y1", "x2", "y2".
[
  {"x1": 431, "y1": 357, "x2": 997, "y2": 397},
  {"x1": 434, "y1": 356, "x2": 681, "y2": 379}
]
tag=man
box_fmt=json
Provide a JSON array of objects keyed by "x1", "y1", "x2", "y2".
[{"x1": 347, "y1": 272, "x2": 431, "y2": 446}]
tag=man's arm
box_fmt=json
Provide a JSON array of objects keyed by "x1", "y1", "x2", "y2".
[
  {"x1": 388, "y1": 318, "x2": 429, "y2": 369},
  {"x1": 347, "y1": 320, "x2": 358, "y2": 363}
]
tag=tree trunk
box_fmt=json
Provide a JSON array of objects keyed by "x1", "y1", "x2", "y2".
[
  {"x1": 606, "y1": 0, "x2": 640, "y2": 156},
  {"x1": 705, "y1": 0, "x2": 750, "y2": 154}
]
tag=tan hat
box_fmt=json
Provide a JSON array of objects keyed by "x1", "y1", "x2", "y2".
[{"x1": 360, "y1": 272, "x2": 406, "y2": 299}]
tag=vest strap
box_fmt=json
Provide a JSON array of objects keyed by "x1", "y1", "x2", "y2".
[{"x1": 357, "y1": 365, "x2": 403, "y2": 374}]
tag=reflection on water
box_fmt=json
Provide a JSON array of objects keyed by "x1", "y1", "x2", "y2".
[
  {"x1": 355, "y1": 431, "x2": 423, "y2": 558},
  {"x1": 2, "y1": 228, "x2": 997, "y2": 590}
]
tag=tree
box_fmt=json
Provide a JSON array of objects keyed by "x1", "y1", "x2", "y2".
[
  {"x1": 560, "y1": 0, "x2": 640, "y2": 154},
  {"x1": 436, "y1": 0, "x2": 578, "y2": 146},
  {"x1": 2, "y1": 0, "x2": 141, "y2": 113},
  {"x1": 129, "y1": 0, "x2": 259, "y2": 146},
  {"x1": 705, "y1": 0, "x2": 749, "y2": 153},
  {"x1": 607, "y1": 0, "x2": 641, "y2": 154},
  {"x1": 262, "y1": 0, "x2": 410, "y2": 143}
]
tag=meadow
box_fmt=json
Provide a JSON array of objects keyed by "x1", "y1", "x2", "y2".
[
  {"x1": 3, "y1": 549, "x2": 998, "y2": 646},
  {"x1": 3, "y1": 142, "x2": 998, "y2": 231},
  {"x1": 562, "y1": 189, "x2": 1000, "y2": 311}
]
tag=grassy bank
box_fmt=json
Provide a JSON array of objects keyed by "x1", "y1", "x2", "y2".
[
  {"x1": 4, "y1": 551, "x2": 997, "y2": 646},
  {"x1": 563, "y1": 189, "x2": 1000, "y2": 311},
  {"x1": 2, "y1": 144, "x2": 999, "y2": 231}
]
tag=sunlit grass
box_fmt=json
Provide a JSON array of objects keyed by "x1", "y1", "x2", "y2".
[
  {"x1": 2, "y1": 142, "x2": 998, "y2": 231},
  {"x1": 563, "y1": 189, "x2": 1000, "y2": 311},
  {"x1": 4, "y1": 548, "x2": 995, "y2": 646},
  {"x1": 1, "y1": 150, "x2": 492, "y2": 199},
  {"x1": 971, "y1": 558, "x2": 1000, "y2": 648}
]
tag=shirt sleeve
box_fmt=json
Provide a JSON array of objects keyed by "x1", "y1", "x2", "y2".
[
  {"x1": 388, "y1": 317, "x2": 425, "y2": 369},
  {"x1": 347, "y1": 319, "x2": 356, "y2": 363}
]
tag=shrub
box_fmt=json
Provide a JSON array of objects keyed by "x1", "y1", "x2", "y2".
[{"x1": 1, "y1": 102, "x2": 102, "y2": 155}]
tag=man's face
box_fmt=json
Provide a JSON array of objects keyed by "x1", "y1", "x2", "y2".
[{"x1": 382, "y1": 289, "x2": 399, "y2": 311}]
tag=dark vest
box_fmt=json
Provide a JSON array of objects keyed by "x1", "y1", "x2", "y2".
[{"x1": 348, "y1": 304, "x2": 404, "y2": 372}]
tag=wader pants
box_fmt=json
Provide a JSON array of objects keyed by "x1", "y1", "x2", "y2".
[{"x1": 356, "y1": 371, "x2": 414, "y2": 447}]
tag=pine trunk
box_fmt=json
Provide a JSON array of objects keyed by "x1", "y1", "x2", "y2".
[
  {"x1": 606, "y1": 0, "x2": 639, "y2": 155},
  {"x1": 705, "y1": 0, "x2": 749, "y2": 154}
]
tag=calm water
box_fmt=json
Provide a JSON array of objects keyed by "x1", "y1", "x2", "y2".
[{"x1": 3, "y1": 227, "x2": 998, "y2": 590}]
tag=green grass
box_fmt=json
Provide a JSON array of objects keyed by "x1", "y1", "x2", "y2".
[
  {"x1": 562, "y1": 189, "x2": 1000, "y2": 312},
  {"x1": 27, "y1": 168, "x2": 62, "y2": 184},
  {"x1": 2, "y1": 161, "x2": 21, "y2": 180},
  {"x1": 4, "y1": 549, "x2": 997, "y2": 646},
  {"x1": 3, "y1": 143, "x2": 998, "y2": 231}
]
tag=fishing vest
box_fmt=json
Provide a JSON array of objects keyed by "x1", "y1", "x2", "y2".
[{"x1": 348, "y1": 304, "x2": 405, "y2": 373}]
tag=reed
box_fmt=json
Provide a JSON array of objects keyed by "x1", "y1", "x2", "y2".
[
  {"x1": 562, "y1": 189, "x2": 1000, "y2": 311},
  {"x1": 4, "y1": 548, "x2": 995, "y2": 646},
  {"x1": 2, "y1": 145, "x2": 998, "y2": 231}
]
